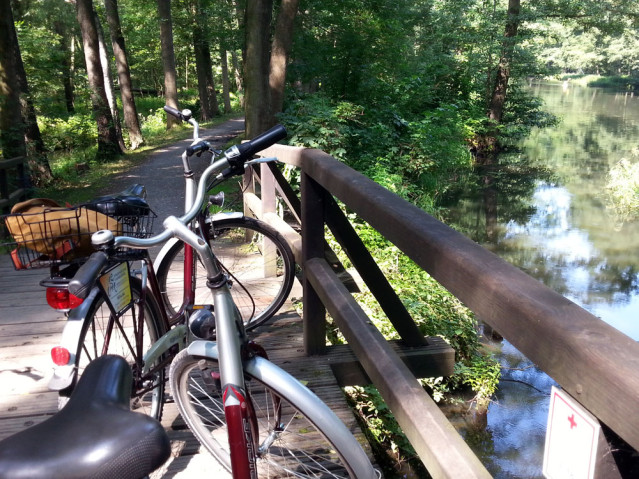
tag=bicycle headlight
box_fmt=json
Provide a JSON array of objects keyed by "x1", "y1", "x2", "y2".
[{"x1": 189, "y1": 309, "x2": 216, "y2": 339}]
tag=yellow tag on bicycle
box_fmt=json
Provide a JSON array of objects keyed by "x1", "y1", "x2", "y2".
[{"x1": 99, "y1": 262, "x2": 132, "y2": 314}]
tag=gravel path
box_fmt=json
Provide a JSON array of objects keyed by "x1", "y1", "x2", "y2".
[{"x1": 98, "y1": 117, "x2": 245, "y2": 225}]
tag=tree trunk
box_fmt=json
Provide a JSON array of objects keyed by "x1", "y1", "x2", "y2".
[
  {"x1": 221, "y1": 49, "x2": 232, "y2": 113},
  {"x1": 0, "y1": 0, "x2": 26, "y2": 160},
  {"x1": 193, "y1": 0, "x2": 220, "y2": 121},
  {"x1": 1, "y1": 0, "x2": 53, "y2": 185},
  {"x1": 76, "y1": 0, "x2": 122, "y2": 161},
  {"x1": 487, "y1": 0, "x2": 520, "y2": 126},
  {"x1": 244, "y1": 0, "x2": 273, "y2": 137},
  {"x1": 54, "y1": 21, "x2": 75, "y2": 113},
  {"x1": 231, "y1": 49, "x2": 244, "y2": 106},
  {"x1": 104, "y1": 0, "x2": 144, "y2": 149},
  {"x1": 157, "y1": 0, "x2": 179, "y2": 129},
  {"x1": 268, "y1": 0, "x2": 299, "y2": 125},
  {"x1": 96, "y1": 13, "x2": 126, "y2": 152}
]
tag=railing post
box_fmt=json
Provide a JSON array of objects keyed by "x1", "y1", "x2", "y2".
[
  {"x1": 260, "y1": 162, "x2": 277, "y2": 276},
  {"x1": 301, "y1": 168, "x2": 327, "y2": 355}
]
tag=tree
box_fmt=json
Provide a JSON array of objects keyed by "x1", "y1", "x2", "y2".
[
  {"x1": 0, "y1": 0, "x2": 26, "y2": 160},
  {"x1": 157, "y1": 0, "x2": 179, "y2": 128},
  {"x1": 0, "y1": 0, "x2": 52, "y2": 185},
  {"x1": 104, "y1": 0, "x2": 144, "y2": 149},
  {"x1": 221, "y1": 49, "x2": 233, "y2": 113},
  {"x1": 76, "y1": 0, "x2": 122, "y2": 161},
  {"x1": 244, "y1": 0, "x2": 273, "y2": 137},
  {"x1": 96, "y1": 13, "x2": 126, "y2": 152},
  {"x1": 244, "y1": 0, "x2": 299, "y2": 135},
  {"x1": 488, "y1": 0, "x2": 520, "y2": 125},
  {"x1": 268, "y1": 0, "x2": 299, "y2": 126},
  {"x1": 53, "y1": 19, "x2": 76, "y2": 113},
  {"x1": 193, "y1": 0, "x2": 220, "y2": 120}
]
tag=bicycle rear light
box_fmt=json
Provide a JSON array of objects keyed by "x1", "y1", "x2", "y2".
[
  {"x1": 46, "y1": 287, "x2": 83, "y2": 310},
  {"x1": 51, "y1": 346, "x2": 71, "y2": 366}
]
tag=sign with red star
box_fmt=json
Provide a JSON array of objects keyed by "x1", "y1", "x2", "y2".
[{"x1": 543, "y1": 386, "x2": 600, "y2": 479}]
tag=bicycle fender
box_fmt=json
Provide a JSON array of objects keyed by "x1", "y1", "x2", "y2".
[
  {"x1": 154, "y1": 236, "x2": 181, "y2": 270},
  {"x1": 48, "y1": 287, "x2": 101, "y2": 391},
  {"x1": 142, "y1": 325, "x2": 188, "y2": 375},
  {"x1": 208, "y1": 211, "x2": 244, "y2": 223},
  {"x1": 186, "y1": 339, "x2": 219, "y2": 359},
  {"x1": 185, "y1": 341, "x2": 377, "y2": 478}
]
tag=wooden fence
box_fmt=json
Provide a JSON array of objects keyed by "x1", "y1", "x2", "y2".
[{"x1": 245, "y1": 144, "x2": 639, "y2": 478}]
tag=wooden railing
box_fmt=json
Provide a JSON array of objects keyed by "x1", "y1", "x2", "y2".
[
  {"x1": 247, "y1": 144, "x2": 639, "y2": 478},
  {"x1": 0, "y1": 156, "x2": 28, "y2": 214}
]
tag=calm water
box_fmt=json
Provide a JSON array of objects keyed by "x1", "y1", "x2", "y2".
[{"x1": 443, "y1": 83, "x2": 639, "y2": 477}]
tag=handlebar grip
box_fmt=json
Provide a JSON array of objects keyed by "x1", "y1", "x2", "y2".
[
  {"x1": 163, "y1": 105, "x2": 183, "y2": 120},
  {"x1": 234, "y1": 125, "x2": 287, "y2": 159},
  {"x1": 186, "y1": 141, "x2": 211, "y2": 157},
  {"x1": 68, "y1": 252, "x2": 109, "y2": 299}
]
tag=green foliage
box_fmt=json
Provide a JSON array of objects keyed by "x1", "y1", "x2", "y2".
[
  {"x1": 281, "y1": 92, "x2": 479, "y2": 211},
  {"x1": 344, "y1": 385, "x2": 429, "y2": 477},
  {"x1": 605, "y1": 154, "x2": 639, "y2": 226},
  {"x1": 38, "y1": 113, "x2": 97, "y2": 152}
]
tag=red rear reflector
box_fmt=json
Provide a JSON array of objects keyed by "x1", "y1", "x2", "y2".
[
  {"x1": 46, "y1": 287, "x2": 83, "y2": 310},
  {"x1": 51, "y1": 347, "x2": 71, "y2": 366}
]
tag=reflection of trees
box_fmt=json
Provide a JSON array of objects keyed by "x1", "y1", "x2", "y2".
[
  {"x1": 441, "y1": 153, "x2": 553, "y2": 244},
  {"x1": 443, "y1": 84, "x2": 639, "y2": 308},
  {"x1": 494, "y1": 244, "x2": 639, "y2": 305}
]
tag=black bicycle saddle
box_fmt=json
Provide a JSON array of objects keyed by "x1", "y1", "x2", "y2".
[
  {"x1": 86, "y1": 184, "x2": 152, "y2": 217},
  {"x1": 0, "y1": 355, "x2": 170, "y2": 479}
]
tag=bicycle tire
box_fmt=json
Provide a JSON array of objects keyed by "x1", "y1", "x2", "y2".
[
  {"x1": 60, "y1": 276, "x2": 166, "y2": 420},
  {"x1": 169, "y1": 348, "x2": 377, "y2": 478},
  {"x1": 157, "y1": 216, "x2": 295, "y2": 330}
]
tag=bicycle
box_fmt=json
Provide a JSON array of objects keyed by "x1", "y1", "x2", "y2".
[
  {"x1": 0, "y1": 354, "x2": 171, "y2": 479},
  {"x1": 154, "y1": 106, "x2": 295, "y2": 330},
  {"x1": 61, "y1": 125, "x2": 378, "y2": 477},
  {"x1": 1, "y1": 116, "x2": 294, "y2": 417}
]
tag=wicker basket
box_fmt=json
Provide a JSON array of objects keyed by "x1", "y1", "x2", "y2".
[{"x1": 1, "y1": 198, "x2": 155, "y2": 270}]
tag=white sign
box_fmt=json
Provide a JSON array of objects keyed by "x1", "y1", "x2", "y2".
[
  {"x1": 543, "y1": 386, "x2": 600, "y2": 479},
  {"x1": 99, "y1": 262, "x2": 132, "y2": 314}
]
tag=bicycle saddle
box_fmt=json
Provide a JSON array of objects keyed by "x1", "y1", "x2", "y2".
[
  {"x1": 86, "y1": 184, "x2": 151, "y2": 217},
  {"x1": 0, "y1": 355, "x2": 171, "y2": 479}
]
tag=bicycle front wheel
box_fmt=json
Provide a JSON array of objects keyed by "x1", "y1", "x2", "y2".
[
  {"x1": 169, "y1": 349, "x2": 377, "y2": 478},
  {"x1": 62, "y1": 276, "x2": 166, "y2": 420},
  {"x1": 157, "y1": 216, "x2": 295, "y2": 330}
]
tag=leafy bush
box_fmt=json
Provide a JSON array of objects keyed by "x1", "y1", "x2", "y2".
[{"x1": 39, "y1": 113, "x2": 96, "y2": 152}]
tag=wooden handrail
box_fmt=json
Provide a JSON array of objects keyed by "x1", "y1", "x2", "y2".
[{"x1": 254, "y1": 143, "x2": 639, "y2": 476}]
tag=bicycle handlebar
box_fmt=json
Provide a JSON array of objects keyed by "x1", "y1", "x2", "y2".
[
  {"x1": 186, "y1": 140, "x2": 211, "y2": 157},
  {"x1": 68, "y1": 251, "x2": 108, "y2": 299},
  {"x1": 227, "y1": 125, "x2": 287, "y2": 162},
  {"x1": 67, "y1": 125, "x2": 287, "y2": 295},
  {"x1": 163, "y1": 105, "x2": 191, "y2": 122}
]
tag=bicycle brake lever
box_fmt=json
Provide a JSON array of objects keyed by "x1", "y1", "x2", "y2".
[{"x1": 245, "y1": 157, "x2": 279, "y2": 167}]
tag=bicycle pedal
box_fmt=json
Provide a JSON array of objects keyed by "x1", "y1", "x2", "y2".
[{"x1": 197, "y1": 360, "x2": 221, "y2": 392}]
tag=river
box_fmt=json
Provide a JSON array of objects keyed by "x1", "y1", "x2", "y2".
[{"x1": 442, "y1": 82, "x2": 639, "y2": 477}]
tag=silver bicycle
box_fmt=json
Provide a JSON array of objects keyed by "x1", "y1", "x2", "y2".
[{"x1": 61, "y1": 126, "x2": 378, "y2": 478}]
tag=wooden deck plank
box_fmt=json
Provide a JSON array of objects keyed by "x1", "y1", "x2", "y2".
[{"x1": 0, "y1": 256, "x2": 453, "y2": 477}]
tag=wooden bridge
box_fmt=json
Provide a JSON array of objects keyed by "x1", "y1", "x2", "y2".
[{"x1": 2, "y1": 139, "x2": 639, "y2": 478}]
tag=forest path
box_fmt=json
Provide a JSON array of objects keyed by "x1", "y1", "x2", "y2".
[{"x1": 100, "y1": 117, "x2": 246, "y2": 224}]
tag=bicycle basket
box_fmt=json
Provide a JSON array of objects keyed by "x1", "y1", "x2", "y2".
[{"x1": 1, "y1": 197, "x2": 156, "y2": 270}]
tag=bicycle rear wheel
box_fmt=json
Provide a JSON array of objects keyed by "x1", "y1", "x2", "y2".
[
  {"x1": 61, "y1": 276, "x2": 166, "y2": 420},
  {"x1": 169, "y1": 349, "x2": 377, "y2": 478},
  {"x1": 157, "y1": 216, "x2": 295, "y2": 330}
]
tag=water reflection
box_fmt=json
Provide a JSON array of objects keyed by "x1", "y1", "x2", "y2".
[{"x1": 443, "y1": 82, "x2": 639, "y2": 476}]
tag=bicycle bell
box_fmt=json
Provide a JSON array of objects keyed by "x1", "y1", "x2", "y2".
[{"x1": 189, "y1": 308, "x2": 216, "y2": 339}]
